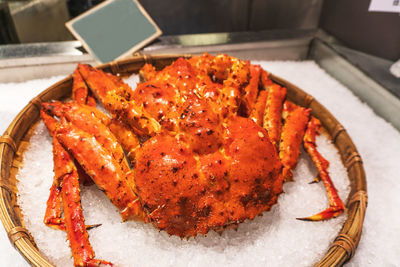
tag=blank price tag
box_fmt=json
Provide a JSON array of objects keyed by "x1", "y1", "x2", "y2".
[
  {"x1": 66, "y1": 0, "x2": 162, "y2": 63},
  {"x1": 368, "y1": 0, "x2": 400, "y2": 13}
]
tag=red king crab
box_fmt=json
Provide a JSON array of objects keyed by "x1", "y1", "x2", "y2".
[{"x1": 39, "y1": 53, "x2": 345, "y2": 266}]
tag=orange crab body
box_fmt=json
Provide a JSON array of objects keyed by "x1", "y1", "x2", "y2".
[
  {"x1": 40, "y1": 53, "x2": 344, "y2": 266},
  {"x1": 134, "y1": 115, "x2": 283, "y2": 237}
]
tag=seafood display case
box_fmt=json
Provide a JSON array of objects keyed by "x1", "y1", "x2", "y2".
[{"x1": 0, "y1": 28, "x2": 398, "y2": 266}]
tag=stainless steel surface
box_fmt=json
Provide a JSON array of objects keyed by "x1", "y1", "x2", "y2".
[
  {"x1": 0, "y1": 54, "x2": 95, "y2": 82},
  {"x1": 0, "y1": 40, "x2": 94, "y2": 82},
  {"x1": 143, "y1": 29, "x2": 315, "y2": 60},
  {"x1": 0, "y1": 30, "x2": 315, "y2": 82},
  {"x1": 0, "y1": 40, "x2": 82, "y2": 58},
  {"x1": 310, "y1": 38, "x2": 400, "y2": 130},
  {"x1": 148, "y1": 29, "x2": 316, "y2": 48},
  {"x1": 330, "y1": 44, "x2": 400, "y2": 99}
]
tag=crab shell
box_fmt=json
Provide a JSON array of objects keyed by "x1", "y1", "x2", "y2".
[{"x1": 134, "y1": 115, "x2": 283, "y2": 237}]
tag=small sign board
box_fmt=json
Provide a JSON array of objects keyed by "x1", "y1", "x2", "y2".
[
  {"x1": 66, "y1": 0, "x2": 162, "y2": 63},
  {"x1": 368, "y1": 0, "x2": 400, "y2": 13}
]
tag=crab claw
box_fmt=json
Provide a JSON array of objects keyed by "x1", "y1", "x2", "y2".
[
  {"x1": 86, "y1": 223, "x2": 102, "y2": 230},
  {"x1": 296, "y1": 205, "x2": 344, "y2": 221},
  {"x1": 77, "y1": 63, "x2": 161, "y2": 136},
  {"x1": 85, "y1": 259, "x2": 113, "y2": 267},
  {"x1": 309, "y1": 176, "x2": 321, "y2": 184},
  {"x1": 55, "y1": 119, "x2": 146, "y2": 221}
]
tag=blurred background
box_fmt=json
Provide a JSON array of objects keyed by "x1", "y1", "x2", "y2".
[{"x1": 1, "y1": 0, "x2": 399, "y2": 61}]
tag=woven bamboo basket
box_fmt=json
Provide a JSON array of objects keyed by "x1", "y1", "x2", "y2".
[{"x1": 0, "y1": 54, "x2": 367, "y2": 266}]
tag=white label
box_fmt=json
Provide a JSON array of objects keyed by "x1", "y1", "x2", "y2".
[
  {"x1": 390, "y1": 59, "x2": 400, "y2": 78},
  {"x1": 368, "y1": 0, "x2": 400, "y2": 13}
]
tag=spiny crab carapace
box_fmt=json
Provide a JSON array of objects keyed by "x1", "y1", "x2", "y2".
[{"x1": 40, "y1": 53, "x2": 345, "y2": 266}]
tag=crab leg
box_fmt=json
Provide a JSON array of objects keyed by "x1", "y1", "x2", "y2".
[
  {"x1": 260, "y1": 69, "x2": 271, "y2": 85},
  {"x1": 242, "y1": 64, "x2": 261, "y2": 116},
  {"x1": 41, "y1": 110, "x2": 66, "y2": 230},
  {"x1": 42, "y1": 68, "x2": 101, "y2": 227},
  {"x1": 263, "y1": 83, "x2": 287, "y2": 147},
  {"x1": 56, "y1": 119, "x2": 147, "y2": 221},
  {"x1": 61, "y1": 164, "x2": 112, "y2": 267},
  {"x1": 42, "y1": 102, "x2": 130, "y2": 174},
  {"x1": 298, "y1": 117, "x2": 345, "y2": 221},
  {"x1": 42, "y1": 101, "x2": 143, "y2": 190},
  {"x1": 108, "y1": 118, "x2": 141, "y2": 163},
  {"x1": 77, "y1": 63, "x2": 132, "y2": 100},
  {"x1": 72, "y1": 69, "x2": 107, "y2": 187},
  {"x1": 78, "y1": 64, "x2": 160, "y2": 136},
  {"x1": 190, "y1": 54, "x2": 250, "y2": 115},
  {"x1": 44, "y1": 181, "x2": 65, "y2": 230},
  {"x1": 221, "y1": 57, "x2": 250, "y2": 115},
  {"x1": 56, "y1": 87, "x2": 141, "y2": 165},
  {"x1": 43, "y1": 101, "x2": 111, "y2": 187},
  {"x1": 249, "y1": 90, "x2": 268, "y2": 126},
  {"x1": 247, "y1": 69, "x2": 271, "y2": 126},
  {"x1": 41, "y1": 111, "x2": 111, "y2": 266},
  {"x1": 279, "y1": 101, "x2": 310, "y2": 181},
  {"x1": 250, "y1": 67, "x2": 343, "y2": 220},
  {"x1": 58, "y1": 140, "x2": 112, "y2": 267},
  {"x1": 72, "y1": 68, "x2": 96, "y2": 107},
  {"x1": 42, "y1": 101, "x2": 110, "y2": 127}
]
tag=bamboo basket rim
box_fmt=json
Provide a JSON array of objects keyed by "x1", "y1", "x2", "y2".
[{"x1": 0, "y1": 54, "x2": 367, "y2": 267}]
